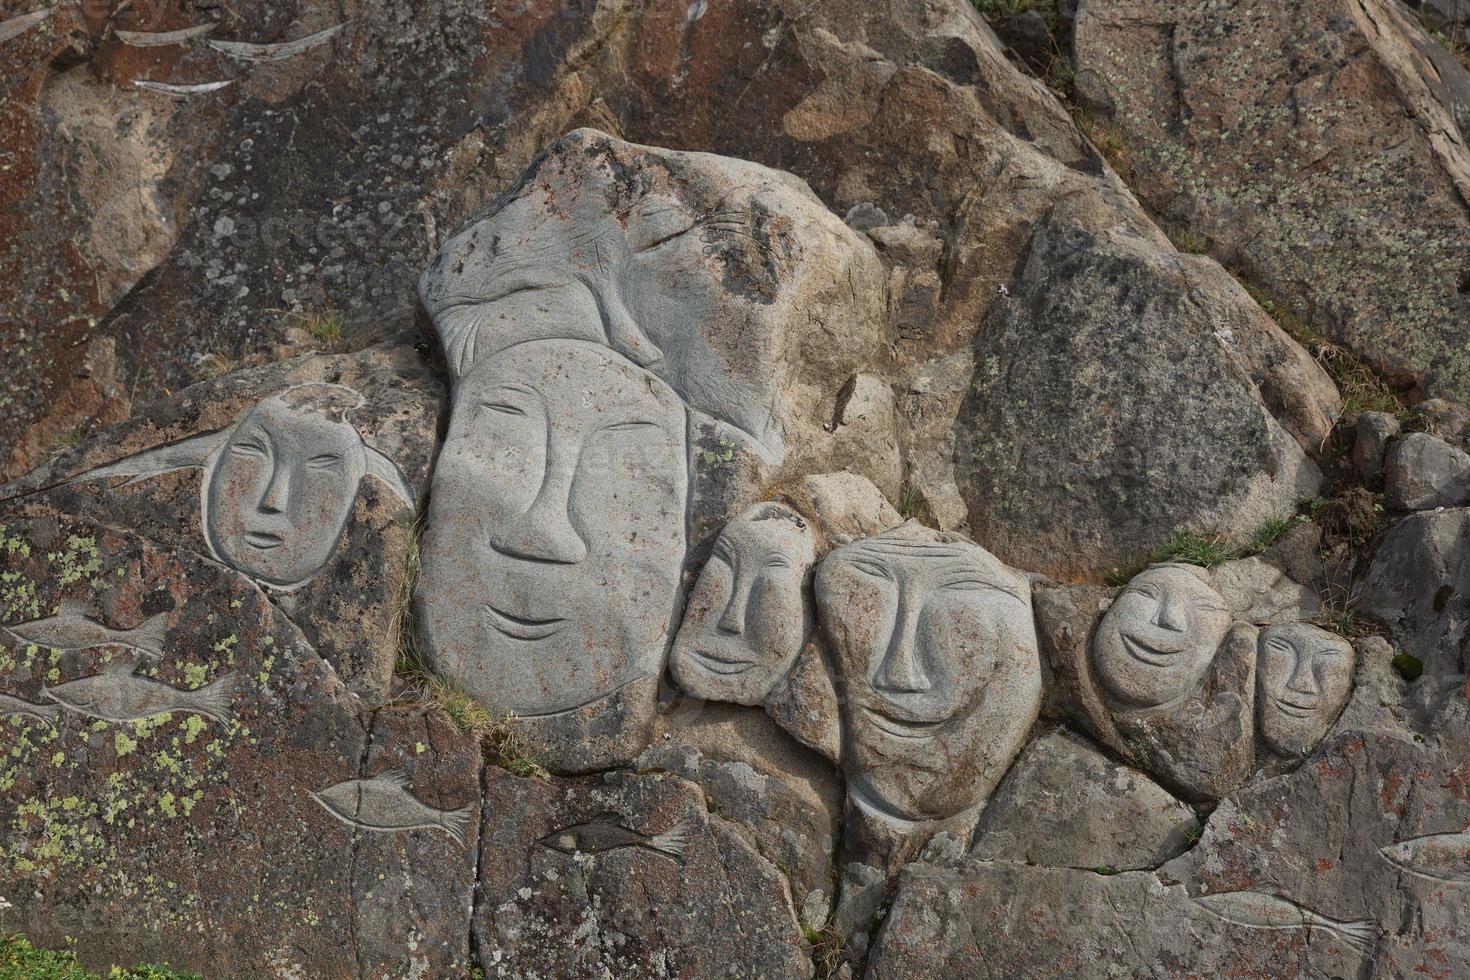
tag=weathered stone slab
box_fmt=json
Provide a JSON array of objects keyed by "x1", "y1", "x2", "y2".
[
  {"x1": 0, "y1": 513, "x2": 478, "y2": 978},
  {"x1": 972, "y1": 729, "x2": 1199, "y2": 872},
  {"x1": 1360, "y1": 506, "x2": 1470, "y2": 676},
  {"x1": 0, "y1": 344, "x2": 441, "y2": 699},
  {"x1": 477, "y1": 767, "x2": 809, "y2": 978},
  {"x1": 1384, "y1": 431, "x2": 1470, "y2": 510}
]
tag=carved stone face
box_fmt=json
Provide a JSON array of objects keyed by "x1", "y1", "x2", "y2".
[
  {"x1": 816, "y1": 524, "x2": 1041, "y2": 823},
  {"x1": 204, "y1": 395, "x2": 366, "y2": 586},
  {"x1": 1093, "y1": 565, "x2": 1232, "y2": 709},
  {"x1": 1256, "y1": 623, "x2": 1354, "y2": 757},
  {"x1": 417, "y1": 339, "x2": 687, "y2": 718},
  {"x1": 670, "y1": 503, "x2": 816, "y2": 705}
]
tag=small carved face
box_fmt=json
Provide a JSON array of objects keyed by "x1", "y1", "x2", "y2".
[
  {"x1": 1093, "y1": 565, "x2": 1232, "y2": 709},
  {"x1": 418, "y1": 339, "x2": 687, "y2": 717},
  {"x1": 205, "y1": 396, "x2": 365, "y2": 586},
  {"x1": 816, "y1": 525, "x2": 1040, "y2": 822},
  {"x1": 1256, "y1": 623, "x2": 1354, "y2": 757},
  {"x1": 670, "y1": 503, "x2": 816, "y2": 705}
]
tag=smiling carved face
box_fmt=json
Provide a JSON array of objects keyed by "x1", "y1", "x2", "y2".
[
  {"x1": 816, "y1": 523, "x2": 1041, "y2": 822},
  {"x1": 1256, "y1": 623, "x2": 1354, "y2": 757},
  {"x1": 204, "y1": 395, "x2": 366, "y2": 586},
  {"x1": 416, "y1": 339, "x2": 688, "y2": 718},
  {"x1": 1092, "y1": 564, "x2": 1233, "y2": 709},
  {"x1": 670, "y1": 502, "x2": 816, "y2": 706}
]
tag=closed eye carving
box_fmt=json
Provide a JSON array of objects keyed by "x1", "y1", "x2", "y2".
[
  {"x1": 230, "y1": 440, "x2": 268, "y2": 459},
  {"x1": 848, "y1": 559, "x2": 893, "y2": 581},
  {"x1": 601, "y1": 419, "x2": 658, "y2": 433},
  {"x1": 306, "y1": 453, "x2": 343, "y2": 471},
  {"x1": 479, "y1": 401, "x2": 528, "y2": 418},
  {"x1": 763, "y1": 556, "x2": 793, "y2": 570}
]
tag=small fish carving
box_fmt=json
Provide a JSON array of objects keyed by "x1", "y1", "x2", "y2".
[
  {"x1": 538, "y1": 811, "x2": 693, "y2": 863},
  {"x1": 0, "y1": 692, "x2": 60, "y2": 726},
  {"x1": 1380, "y1": 825, "x2": 1470, "y2": 883},
  {"x1": 206, "y1": 23, "x2": 345, "y2": 62},
  {"x1": 115, "y1": 23, "x2": 217, "y2": 47},
  {"x1": 5, "y1": 602, "x2": 169, "y2": 656},
  {"x1": 43, "y1": 660, "x2": 238, "y2": 724},
  {"x1": 133, "y1": 79, "x2": 234, "y2": 97},
  {"x1": 1193, "y1": 891, "x2": 1375, "y2": 955},
  {"x1": 312, "y1": 770, "x2": 475, "y2": 846}
]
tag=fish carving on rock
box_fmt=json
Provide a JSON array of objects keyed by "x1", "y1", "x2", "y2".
[
  {"x1": 537, "y1": 811, "x2": 693, "y2": 863},
  {"x1": 1193, "y1": 891, "x2": 1375, "y2": 955},
  {"x1": 1380, "y1": 825, "x2": 1470, "y2": 884},
  {"x1": 43, "y1": 660, "x2": 238, "y2": 724},
  {"x1": 4, "y1": 602, "x2": 170, "y2": 657},
  {"x1": 311, "y1": 770, "x2": 476, "y2": 846},
  {"x1": 0, "y1": 693, "x2": 60, "y2": 725}
]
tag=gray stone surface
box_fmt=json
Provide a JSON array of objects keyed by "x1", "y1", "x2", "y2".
[
  {"x1": 477, "y1": 767, "x2": 810, "y2": 979},
  {"x1": 416, "y1": 339, "x2": 687, "y2": 773},
  {"x1": 954, "y1": 208, "x2": 1325, "y2": 580},
  {"x1": 671, "y1": 502, "x2": 817, "y2": 707},
  {"x1": 1354, "y1": 411, "x2": 1402, "y2": 484},
  {"x1": 1360, "y1": 505, "x2": 1470, "y2": 675},
  {"x1": 1208, "y1": 556, "x2": 1319, "y2": 624},
  {"x1": 816, "y1": 522, "x2": 1040, "y2": 825},
  {"x1": 971, "y1": 729, "x2": 1199, "y2": 872},
  {"x1": 1384, "y1": 431, "x2": 1470, "y2": 510}
]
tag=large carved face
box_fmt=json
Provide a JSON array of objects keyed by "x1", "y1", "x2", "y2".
[
  {"x1": 1256, "y1": 623, "x2": 1354, "y2": 757},
  {"x1": 1093, "y1": 565, "x2": 1232, "y2": 709},
  {"x1": 204, "y1": 394, "x2": 366, "y2": 586},
  {"x1": 670, "y1": 502, "x2": 816, "y2": 705},
  {"x1": 417, "y1": 339, "x2": 687, "y2": 717},
  {"x1": 816, "y1": 524, "x2": 1041, "y2": 822}
]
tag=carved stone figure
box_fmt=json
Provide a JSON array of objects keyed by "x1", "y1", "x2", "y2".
[
  {"x1": 415, "y1": 339, "x2": 687, "y2": 768},
  {"x1": 1092, "y1": 563, "x2": 1233, "y2": 709},
  {"x1": 66, "y1": 383, "x2": 413, "y2": 588},
  {"x1": 671, "y1": 502, "x2": 816, "y2": 706},
  {"x1": 1256, "y1": 623, "x2": 1355, "y2": 758},
  {"x1": 815, "y1": 521, "x2": 1041, "y2": 825}
]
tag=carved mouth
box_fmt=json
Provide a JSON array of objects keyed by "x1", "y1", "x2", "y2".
[
  {"x1": 1119, "y1": 632, "x2": 1182, "y2": 667},
  {"x1": 1272, "y1": 695, "x2": 1319, "y2": 718},
  {"x1": 485, "y1": 604, "x2": 566, "y2": 641},
  {"x1": 862, "y1": 706, "x2": 948, "y2": 741},
  {"x1": 691, "y1": 649, "x2": 757, "y2": 675},
  {"x1": 243, "y1": 531, "x2": 284, "y2": 550}
]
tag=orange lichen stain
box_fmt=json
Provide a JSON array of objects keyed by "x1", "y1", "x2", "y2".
[{"x1": 1315, "y1": 857, "x2": 1335, "y2": 873}]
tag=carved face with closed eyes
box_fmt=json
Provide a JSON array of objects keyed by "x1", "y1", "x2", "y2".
[
  {"x1": 1256, "y1": 623, "x2": 1354, "y2": 757},
  {"x1": 416, "y1": 339, "x2": 688, "y2": 719},
  {"x1": 815, "y1": 522, "x2": 1041, "y2": 823},
  {"x1": 1092, "y1": 564, "x2": 1233, "y2": 709},
  {"x1": 670, "y1": 502, "x2": 816, "y2": 706},
  {"x1": 204, "y1": 390, "x2": 368, "y2": 587}
]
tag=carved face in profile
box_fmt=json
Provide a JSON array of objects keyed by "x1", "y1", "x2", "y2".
[
  {"x1": 816, "y1": 523, "x2": 1041, "y2": 823},
  {"x1": 670, "y1": 503, "x2": 816, "y2": 705},
  {"x1": 417, "y1": 339, "x2": 688, "y2": 718},
  {"x1": 1256, "y1": 623, "x2": 1354, "y2": 757},
  {"x1": 1093, "y1": 565, "x2": 1232, "y2": 709},
  {"x1": 204, "y1": 393, "x2": 367, "y2": 586}
]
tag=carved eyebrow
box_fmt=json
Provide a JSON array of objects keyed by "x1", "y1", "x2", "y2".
[{"x1": 936, "y1": 568, "x2": 1024, "y2": 601}]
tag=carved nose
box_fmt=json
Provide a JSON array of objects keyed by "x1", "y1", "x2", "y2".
[
  {"x1": 1286, "y1": 656, "x2": 1321, "y2": 696},
  {"x1": 489, "y1": 449, "x2": 587, "y2": 564},
  {"x1": 717, "y1": 587, "x2": 747, "y2": 635},
  {"x1": 1154, "y1": 595, "x2": 1188, "y2": 632},
  {"x1": 258, "y1": 463, "x2": 292, "y2": 514},
  {"x1": 874, "y1": 600, "x2": 931, "y2": 693}
]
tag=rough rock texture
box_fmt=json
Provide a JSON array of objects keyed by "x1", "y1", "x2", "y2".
[
  {"x1": 971, "y1": 729, "x2": 1199, "y2": 871},
  {"x1": 0, "y1": 344, "x2": 441, "y2": 699},
  {"x1": 1074, "y1": 0, "x2": 1470, "y2": 401},
  {"x1": 1354, "y1": 410, "x2": 1402, "y2": 484},
  {"x1": 1360, "y1": 506, "x2": 1470, "y2": 675},
  {"x1": 1384, "y1": 430, "x2": 1470, "y2": 510},
  {"x1": 955, "y1": 209, "x2": 1325, "y2": 579},
  {"x1": 477, "y1": 767, "x2": 810, "y2": 979},
  {"x1": 0, "y1": 513, "x2": 479, "y2": 978}
]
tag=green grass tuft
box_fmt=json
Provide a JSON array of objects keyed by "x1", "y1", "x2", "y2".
[
  {"x1": 0, "y1": 933, "x2": 199, "y2": 979},
  {"x1": 1150, "y1": 532, "x2": 1234, "y2": 569},
  {"x1": 802, "y1": 923, "x2": 848, "y2": 979}
]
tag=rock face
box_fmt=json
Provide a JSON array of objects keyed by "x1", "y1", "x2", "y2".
[
  {"x1": 6, "y1": 0, "x2": 1470, "y2": 975},
  {"x1": 1074, "y1": 0, "x2": 1470, "y2": 401}
]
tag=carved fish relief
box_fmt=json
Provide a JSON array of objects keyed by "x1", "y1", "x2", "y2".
[
  {"x1": 537, "y1": 811, "x2": 693, "y2": 863},
  {"x1": 115, "y1": 23, "x2": 217, "y2": 47},
  {"x1": 311, "y1": 770, "x2": 476, "y2": 846},
  {"x1": 1380, "y1": 825, "x2": 1470, "y2": 884},
  {"x1": 43, "y1": 660, "x2": 238, "y2": 724},
  {"x1": 4, "y1": 602, "x2": 170, "y2": 657},
  {"x1": 1193, "y1": 891, "x2": 1375, "y2": 955},
  {"x1": 205, "y1": 23, "x2": 345, "y2": 62},
  {"x1": 0, "y1": 693, "x2": 60, "y2": 726}
]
